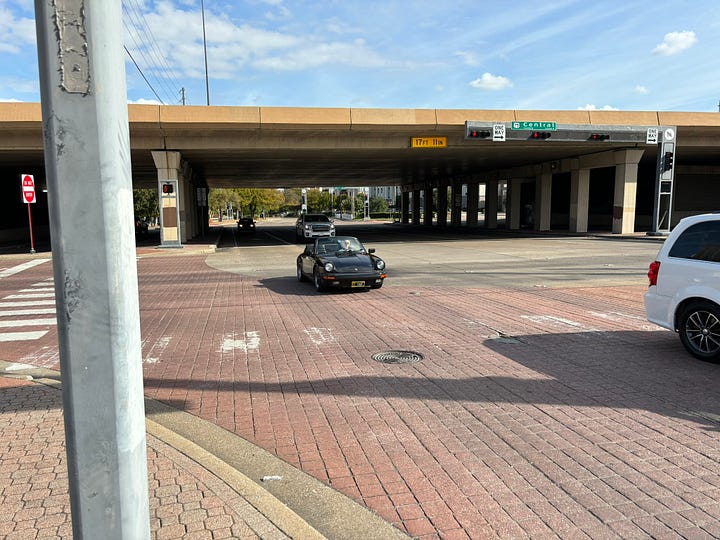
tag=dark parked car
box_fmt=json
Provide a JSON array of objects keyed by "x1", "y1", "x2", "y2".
[
  {"x1": 297, "y1": 236, "x2": 386, "y2": 292},
  {"x1": 135, "y1": 218, "x2": 149, "y2": 236},
  {"x1": 237, "y1": 217, "x2": 256, "y2": 233}
]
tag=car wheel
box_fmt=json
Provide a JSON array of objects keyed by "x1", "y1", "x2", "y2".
[
  {"x1": 678, "y1": 301, "x2": 720, "y2": 362},
  {"x1": 313, "y1": 268, "x2": 326, "y2": 292},
  {"x1": 297, "y1": 263, "x2": 307, "y2": 282},
  {"x1": 370, "y1": 281, "x2": 383, "y2": 289}
]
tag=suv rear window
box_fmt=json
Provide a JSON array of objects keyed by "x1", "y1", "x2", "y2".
[{"x1": 668, "y1": 221, "x2": 720, "y2": 262}]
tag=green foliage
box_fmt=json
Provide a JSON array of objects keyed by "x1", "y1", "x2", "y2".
[
  {"x1": 209, "y1": 188, "x2": 284, "y2": 218},
  {"x1": 133, "y1": 189, "x2": 158, "y2": 219},
  {"x1": 369, "y1": 196, "x2": 388, "y2": 213}
]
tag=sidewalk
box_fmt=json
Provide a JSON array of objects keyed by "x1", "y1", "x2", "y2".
[
  {"x1": 0, "y1": 366, "x2": 407, "y2": 539},
  {"x1": 0, "y1": 373, "x2": 292, "y2": 540}
]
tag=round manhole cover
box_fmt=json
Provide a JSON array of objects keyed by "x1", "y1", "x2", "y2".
[{"x1": 372, "y1": 350, "x2": 424, "y2": 364}]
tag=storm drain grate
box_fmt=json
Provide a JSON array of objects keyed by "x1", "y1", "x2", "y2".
[{"x1": 372, "y1": 350, "x2": 424, "y2": 364}]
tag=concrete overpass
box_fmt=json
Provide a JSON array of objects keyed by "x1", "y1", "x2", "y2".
[{"x1": 2, "y1": 102, "x2": 720, "y2": 244}]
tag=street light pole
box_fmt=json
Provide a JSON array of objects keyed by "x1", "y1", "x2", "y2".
[{"x1": 201, "y1": 0, "x2": 210, "y2": 105}]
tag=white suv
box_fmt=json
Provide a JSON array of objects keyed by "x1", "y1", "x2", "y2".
[
  {"x1": 644, "y1": 213, "x2": 720, "y2": 361},
  {"x1": 295, "y1": 213, "x2": 335, "y2": 241}
]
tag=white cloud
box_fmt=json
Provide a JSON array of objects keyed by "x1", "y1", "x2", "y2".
[
  {"x1": 455, "y1": 51, "x2": 481, "y2": 67},
  {"x1": 577, "y1": 104, "x2": 619, "y2": 111},
  {"x1": 652, "y1": 31, "x2": 697, "y2": 56},
  {"x1": 0, "y1": 7, "x2": 37, "y2": 53},
  {"x1": 634, "y1": 85, "x2": 649, "y2": 95},
  {"x1": 469, "y1": 73, "x2": 513, "y2": 91},
  {"x1": 128, "y1": 98, "x2": 163, "y2": 105},
  {"x1": 0, "y1": 98, "x2": 23, "y2": 102}
]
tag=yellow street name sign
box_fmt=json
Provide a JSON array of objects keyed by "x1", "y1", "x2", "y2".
[{"x1": 411, "y1": 137, "x2": 447, "y2": 148}]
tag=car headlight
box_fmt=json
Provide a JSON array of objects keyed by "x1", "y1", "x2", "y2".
[
  {"x1": 324, "y1": 262, "x2": 335, "y2": 272},
  {"x1": 305, "y1": 224, "x2": 312, "y2": 230},
  {"x1": 375, "y1": 259, "x2": 385, "y2": 270}
]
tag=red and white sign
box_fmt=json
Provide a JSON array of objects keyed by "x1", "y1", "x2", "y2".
[{"x1": 21, "y1": 174, "x2": 36, "y2": 204}]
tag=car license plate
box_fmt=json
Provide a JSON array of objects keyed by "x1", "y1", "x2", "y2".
[{"x1": 351, "y1": 281, "x2": 366, "y2": 288}]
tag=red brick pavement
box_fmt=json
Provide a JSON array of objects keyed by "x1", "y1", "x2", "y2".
[
  {"x1": 0, "y1": 376, "x2": 288, "y2": 539},
  {"x1": 4, "y1": 250, "x2": 720, "y2": 538}
]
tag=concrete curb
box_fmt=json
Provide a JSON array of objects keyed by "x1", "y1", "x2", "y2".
[{"x1": 0, "y1": 361, "x2": 410, "y2": 540}]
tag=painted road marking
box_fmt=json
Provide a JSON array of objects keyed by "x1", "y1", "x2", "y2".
[
  {"x1": 0, "y1": 259, "x2": 51, "y2": 278},
  {"x1": 142, "y1": 336, "x2": 171, "y2": 364},
  {"x1": 0, "y1": 300, "x2": 56, "y2": 308},
  {"x1": 221, "y1": 331, "x2": 260, "y2": 353},
  {"x1": 20, "y1": 287, "x2": 55, "y2": 293},
  {"x1": 305, "y1": 327, "x2": 336, "y2": 344},
  {"x1": 0, "y1": 331, "x2": 48, "y2": 342},
  {"x1": 0, "y1": 308, "x2": 57, "y2": 317},
  {"x1": 0, "y1": 318, "x2": 57, "y2": 328},
  {"x1": 5, "y1": 293, "x2": 55, "y2": 299}
]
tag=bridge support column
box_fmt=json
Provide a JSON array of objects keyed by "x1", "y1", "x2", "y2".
[
  {"x1": 450, "y1": 182, "x2": 462, "y2": 226},
  {"x1": 536, "y1": 167, "x2": 552, "y2": 232},
  {"x1": 466, "y1": 182, "x2": 479, "y2": 227},
  {"x1": 570, "y1": 162, "x2": 590, "y2": 233},
  {"x1": 152, "y1": 150, "x2": 183, "y2": 247},
  {"x1": 437, "y1": 183, "x2": 448, "y2": 227},
  {"x1": 612, "y1": 149, "x2": 645, "y2": 234},
  {"x1": 485, "y1": 179, "x2": 499, "y2": 229},
  {"x1": 423, "y1": 185, "x2": 433, "y2": 226},
  {"x1": 412, "y1": 188, "x2": 421, "y2": 225},
  {"x1": 401, "y1": 191, "x2": 410, "y2": 224},
  {"x1": 507, "y1": 179, "x2": 522, "y2": 230}
]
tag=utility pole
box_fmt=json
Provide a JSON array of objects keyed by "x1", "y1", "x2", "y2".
[
  {"x1": 181, "y1": 87, "x2": 186, "y2": 105},
  {"x1": 201, "y1": 0, "x2": 210, "y2": 105},
  {"x1": 34, "y1": 1, "x2": 151, "y2": 538}
]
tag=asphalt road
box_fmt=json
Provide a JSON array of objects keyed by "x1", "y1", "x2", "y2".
[{"x1": 210, "y1": 218, "x2": 663, "y2": 289}]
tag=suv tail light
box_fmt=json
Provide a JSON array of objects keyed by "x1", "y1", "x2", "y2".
[{"x1": 648, "y1": 261, "x2": 660, "y2": 287}]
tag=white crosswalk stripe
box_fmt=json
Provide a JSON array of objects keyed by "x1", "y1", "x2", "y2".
[
  {"x1": 0, "y1": 331, "x2": 48, "y2": 342},
  {"x1": 0, "y1": 318, "x2": 57, "y2": 328},
  {"x1": 0, "y1": 265, "x2": 56, "y2": 343}
]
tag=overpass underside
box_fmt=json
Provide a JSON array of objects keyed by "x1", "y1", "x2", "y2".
[{"x1": 1, "y1": 103, "x2": 720, "y2": 245}]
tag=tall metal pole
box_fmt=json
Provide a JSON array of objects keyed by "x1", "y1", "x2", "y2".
[
  {"x1": 34, "y1": 1, "x2": 150, "y2": 538},
  {"x1": 201, "y1": 0, "x2": 210, "y2": 105}
]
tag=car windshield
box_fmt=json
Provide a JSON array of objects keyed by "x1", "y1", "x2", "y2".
[{"x1": 318, "y1": 237, "x2": 364, "y2": 255}]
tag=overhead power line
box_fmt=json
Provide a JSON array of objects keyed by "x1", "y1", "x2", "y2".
[{"x1": 122, "y1": 0, "x2": 186, "y2": 105}]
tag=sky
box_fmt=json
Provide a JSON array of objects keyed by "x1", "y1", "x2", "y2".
[{"x1": 2, "y1": 0, "x2": 719, "y2": 112}]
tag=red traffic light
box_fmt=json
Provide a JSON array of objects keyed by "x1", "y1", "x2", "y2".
[
  {"x1": 162, "y1": 183, "x2": 174, "y2": 194},
  {"x1": 468, "y1": 129, "x2": 491, "y2": 138},
  {"x1": 589, "y1": 133, "x2": 610, "y2": 141},
  {"x1": 530, "y1": 131, "x2": 551, "y2": 140}
]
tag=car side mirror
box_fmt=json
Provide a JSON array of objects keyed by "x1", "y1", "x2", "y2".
[{"x1": 368, "y1": 248, "x2": 375, "y2": 254}]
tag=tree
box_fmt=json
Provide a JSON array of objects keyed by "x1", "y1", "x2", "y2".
[
  {"x1": 306, "y1": 189, "x2": 331, "y2": 213},
  {"x1": 208, "y1": 188, "x2": 240, "y2": 219},
  {"x1": 370, "y1": 196, "x2": 388, "y2": 213},
  {"x1": 235, "y1": 188, "x2": 284, "y2": 217},
  {"x1": 133, "y1": 189, "x2": 158, "y2": 221}
]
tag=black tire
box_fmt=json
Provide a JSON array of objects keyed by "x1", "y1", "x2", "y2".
[
  {"x1": 313, "y1": 267, "x2": 326, "y2": 292},
  {"x1": 678, "y1": 301, "x2": 720, "y2": 362},
  {"x1": 370, "y1": 281, "x2": 383, "y2": 289},
  {"x1": 297, "y1": 263, "x2": 307, "y2": 282}
]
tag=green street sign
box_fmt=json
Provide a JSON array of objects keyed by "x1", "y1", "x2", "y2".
[{"x1": 510, "y1": 121, "x2": 557, "y2": 131}]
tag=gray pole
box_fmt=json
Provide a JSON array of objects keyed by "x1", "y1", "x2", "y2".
[
  {"x1": 201, "y1": 0, "x2": 210, "y2": 105},
  {"x1": 34, "y1": 1, "x2": 151, "y2": 538}
]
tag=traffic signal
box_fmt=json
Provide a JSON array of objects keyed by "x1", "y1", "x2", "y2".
[
  {"x1": 530, "y1": 131, "x2": 551, "y2": 140},
  {"x1": 468, "y1": 129, "x2": 491, "y2": 139},
  {"x1": 162, "y1": 183, "x2": 174, "y2": 194},
  {"x1": 662, "y1": 151, "x2": 674, "y2": 172},
  {"x1": 589, "y1": 133, "x2": 610, "y2": 141}
]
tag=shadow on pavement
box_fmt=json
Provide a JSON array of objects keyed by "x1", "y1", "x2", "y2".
[{"x1": 142, "y1": 330, "x2": 720, "y2": 433}]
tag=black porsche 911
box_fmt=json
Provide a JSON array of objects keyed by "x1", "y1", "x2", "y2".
[{"x1": 296, "y1": 236, "x2": 386, "y2": 292}]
